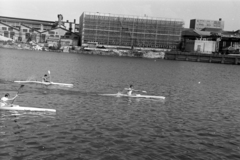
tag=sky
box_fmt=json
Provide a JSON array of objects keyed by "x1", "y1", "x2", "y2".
[{"x1": 0, "y1": 0, "x2": 240, "y2": 31}]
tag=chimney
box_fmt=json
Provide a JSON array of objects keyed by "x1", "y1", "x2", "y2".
[
  {"x1": 74, "y1": 19, "x2": 76, "y2": 23},
  {"x1": 69, "y1": 22, "x2": 72, "y2": 32}
]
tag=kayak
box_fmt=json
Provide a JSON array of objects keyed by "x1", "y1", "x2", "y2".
[
  {"x1": 0, "y1": 104, "x2": 56, "y2": 112},
  {"x1": 99, "y1": 93, "x2": 165, "y2": 100},
  {"x1": 14, "y1": 80, "x2": 73, "y2": 87}
]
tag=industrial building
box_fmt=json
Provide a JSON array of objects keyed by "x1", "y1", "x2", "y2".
[
  {"x1": 0, "y1": 15, "x2": 79, "y2": 45},
  {"x1": 0, "y1": 16, "x2": 55, "y2": 31},
  {"x1": 79, "y1": 12, "x2": 184, "y2": 50},
  {"x1": 182, "y1": 18, "x2": 240, "y2": 54}
]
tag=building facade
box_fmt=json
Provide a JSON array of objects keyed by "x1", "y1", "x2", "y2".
[
  {"x1": 0, "y1": 21, "x2": 19, "y2": 40},
  {"x1": 41, "y1": 27, "x2": 79, "y2": 46},
  {"x1": 190, "y1": 19, "x2": 224, "y2": 31},
  {"x1": 79, "y1": 12, "x2": 184, "y2": 50}
]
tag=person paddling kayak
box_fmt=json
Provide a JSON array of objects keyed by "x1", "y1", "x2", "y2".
[
  {"x1": 0, "y1": 93, "x2": 18, "y2": 107},
  {"x1": 124, "y1": 84, "x2": 134, "y2": 95},
  {"x1": 42, "y1": 73, "x2": 51, "y2": 82},
  {"x1": 120, "y1": 85, "x2": 147, "y2": 96}
]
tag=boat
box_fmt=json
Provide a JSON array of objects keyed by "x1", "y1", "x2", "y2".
[
  {"x1": 0, "y1": 104, "x2": 56, "y2": 112},
  {"x1": 14, "y1": 80, "x2": 73, "y2": 87},
  {"x1": 99, "y1": 92, "x2": 165, "y2": 100}
]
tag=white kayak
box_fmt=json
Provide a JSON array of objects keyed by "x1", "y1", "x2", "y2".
[
  {"x1": 0, "y1": 104, "x2": 56, "y2": 112},
  {"x1": 99, "y1": 93, "x2": 165, "y2": 100},
  {"x1": 14, "y1": 80, "x2": 73, "y2": 87}
]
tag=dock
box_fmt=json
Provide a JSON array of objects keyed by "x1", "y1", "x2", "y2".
[{"x1": 164, "y1": 52, "x2": 240, "y2": 65}]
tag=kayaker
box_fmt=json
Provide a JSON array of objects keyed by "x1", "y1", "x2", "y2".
[
  {"x1": 0, "y1": 93, "x2": 18, "y2": 107},
  {"x1": 42, "y1": 73, "x2": 51, "y2": 82},
  {"x1": 125, "y1": 84, "x2": 134, "y2": 95}
]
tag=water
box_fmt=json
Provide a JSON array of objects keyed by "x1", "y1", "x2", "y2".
[{"x1": 1, "y1": 48, "x2": 240, "y2": 160}]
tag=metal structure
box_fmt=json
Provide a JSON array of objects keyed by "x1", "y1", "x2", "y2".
[{"x1": 79, "y1": 12, "x2": 184, "y2": 49}]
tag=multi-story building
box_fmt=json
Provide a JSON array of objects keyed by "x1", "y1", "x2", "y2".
[
  {"x1": 79, "y1": 12, "x2": 184, "y2": 50},
  {"x1": 190, "y1": 18, "x2": 224, "y2": 31}
]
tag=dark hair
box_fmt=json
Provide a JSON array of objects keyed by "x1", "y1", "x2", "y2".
[{"x1": 5, "y1": 93, "x2": 9, "y2": 97}]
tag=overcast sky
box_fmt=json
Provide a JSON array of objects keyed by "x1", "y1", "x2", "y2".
[{"x1": 0, "y1": 0, "x2": 239, "y2": 31}]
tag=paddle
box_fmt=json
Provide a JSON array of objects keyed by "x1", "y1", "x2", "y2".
[
  {"x1": 124, "y1": 88, "x2": 147, "y2": 93},
  {"x1": 133, "y1": 89, "x2": 147, "y2": 93},
  {"x1": 48, "y1": 70, "x2": 52, "y2": 82},
  {"x1": 11, "y1": 85, "x2": 24, "y2": 104}
]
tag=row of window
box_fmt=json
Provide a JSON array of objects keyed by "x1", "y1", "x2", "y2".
[
  {"x1": 84, "y1": 16, "x2": 183, "y2": 25},
  {"x1": 1, "y1": 27, "x2": 61, "y2": 34},
  {"x1": 84, "y1": 22, "x2": 183, "y2": 28},
  {"x1": 1, "y1": 27, "x2": 13, "y2": 31},
  {"x1": 83, "y1": 38, "x2": 178, "y2": 49},
  {"x1": 83, "y1": 36, "x2": 180, "y2": 43},
  {"x1": 1, "y1": 27, "x2": 32, "y2": 33}
]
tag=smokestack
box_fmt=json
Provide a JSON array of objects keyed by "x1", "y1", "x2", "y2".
[
  {"x1": 69, "y1": 22, "x2": 72, "y2": 32},
  {"x1": 74, "y1": 19, "x2": 76, "y2": 23}
]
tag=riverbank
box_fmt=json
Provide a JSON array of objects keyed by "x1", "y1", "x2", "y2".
[{"x1": 0, "y1": 42, "x2": 166, "y2": 59}]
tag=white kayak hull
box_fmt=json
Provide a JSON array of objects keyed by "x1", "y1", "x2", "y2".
[
  {"x1": 0, "y1": 105, "x2": 56, "y2": 112},
  {"x1": 14, "y1": 81, "x2": 73, "y2": 87},
  {"x1": 99, "y1": 93, "x2": 165, "y2": 100}
]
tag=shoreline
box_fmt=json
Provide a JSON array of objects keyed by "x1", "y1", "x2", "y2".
[{"x1": 0, "y1": 43, "x2": 166, "y2": 59}]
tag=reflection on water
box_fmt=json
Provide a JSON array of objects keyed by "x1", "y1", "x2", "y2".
[{"x1": 1, "y1": 48, "x2": 240, "y2": 159}]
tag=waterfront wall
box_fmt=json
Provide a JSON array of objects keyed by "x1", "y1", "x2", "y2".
[
  {"x1": 80, "y1": 49, "x2": 165, "y2": 59},
  {"x1": 165, "y1": 52, "x2": 240, "y2": 65}
]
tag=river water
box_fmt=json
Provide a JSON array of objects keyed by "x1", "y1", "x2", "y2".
[{"x1": 0, "y1": 48, "x2": 240, "y2": 160}]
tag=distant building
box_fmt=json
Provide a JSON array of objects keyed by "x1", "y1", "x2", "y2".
[
  {"x1": 0, "y1": 15, "x2": 79, "y2": 46},
  {"x1": 79, "y1": 12, "x2": 184, "y2": 50},
  {"x1": 20, "y1": 23, "x2": 41, "y2": 42},
  {"x1": 41, "y1": 27, "x2": 79, "y2": 46},
  {"x1": 190, "y1": 19, "x2": 224, "y2": 30},
  {"x1": 0, "y1": 16, "x2": 54, "y2": 31},
  {"x1": 183, "y1": 18, "x2": 240, "y2": 54},
  {"x1": 0, "y1": 21, "x2": 19, "y2": 40}
]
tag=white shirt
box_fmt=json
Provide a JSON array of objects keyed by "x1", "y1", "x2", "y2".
[
  {"x1": 1, "y1": 97, "x2": 9, "y2": 102},
  {"x1": 126, "y1": 88, "x2": 133, "y2": 95},
  {"x1": 0, "y1": 97, "x2": 9, "y2": 107}
]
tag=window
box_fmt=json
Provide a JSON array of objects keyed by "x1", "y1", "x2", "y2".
[
  {"x1": 8, "y1": 28, "x2": 13, "y2": 31},
  {"x1": 50, "y1": 35, "x2": 54, "y2": 37},
  {"x1": 55, "y1": 35, "x2": 59, "y2": 37},
  {"x1": 22, "y1": 29, "x2": 28, "y2": 32},
  {"x1": 2, "y1": 27, "x2": 7, "y2": 30},
  {"x1": 48, "y1": 31, "x2": 55, "y2": 34},
  {"x1": 4, "y1": 31, "x2": 9, "y2": 37}
]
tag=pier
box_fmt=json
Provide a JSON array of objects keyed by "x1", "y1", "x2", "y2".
[{"x1": 164, "y1": 52, "x2": 240, "y2": 65}]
